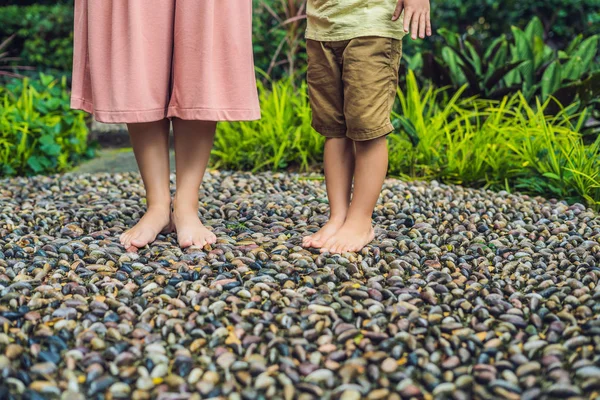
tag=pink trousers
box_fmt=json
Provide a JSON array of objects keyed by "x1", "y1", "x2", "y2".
[{"x1": 71, "y1": 0, "x2": 261, "y2": 123}]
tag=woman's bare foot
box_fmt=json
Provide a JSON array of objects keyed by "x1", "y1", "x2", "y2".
[
  {"x1": 302, "y1": 217, "x2": 345, "y2": 248},
  {"x1": 173, "y1": 201, "x2": 216, "y2": 249},
  {"x1": 320, "y1": 219, "x2": 375, "y2": 254},
  {"x1": 120, "y1": 206, "x2": 173, "y2": 251}
]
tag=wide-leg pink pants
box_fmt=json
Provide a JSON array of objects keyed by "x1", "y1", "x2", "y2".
[{"x1": 71, "y1": 0, "x2": 261, "y2": 123}]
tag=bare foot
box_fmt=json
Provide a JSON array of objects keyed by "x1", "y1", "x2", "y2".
[
  {"x1": 173, "y1": 203, "x2": 216, "y2": 248},
  {"x1": 302, "y1": 217, "x2": 345, "y2": 248},
  {"x1": 120, "y1": 206, "x2": 173, "y2": 250},
  {"x1": 320, "y1": 220, "x2": 375, "y2": 254}
]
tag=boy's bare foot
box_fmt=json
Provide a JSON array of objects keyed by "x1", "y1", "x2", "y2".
[
  {"x1": 320, "y1": 220, "x2": 375, "y2": 254},
  {"x1": 173, "y1": 202, "x2": 217, "y2": 249},
  {"x1": 302, "y1": 217, "x2": 345, "y2": 248},
  {"x1": 120, "y1": 206, "x2": 173, "y2": 250}
]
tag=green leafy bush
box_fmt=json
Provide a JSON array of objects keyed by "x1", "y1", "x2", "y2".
[
  {"x1": 213, "y1": 78, "x2": 322, "y2": 172},
  {"x1": 424, "y1": 0, "x2": 599, "y2": 49},
  {"x1": 413, "y1": 18, "x2": 600, "y2": 128},
  {"x1": 252, "y1": 0, "x2": 307, "y2": 82},
  {"x1": 0, "y1": 74, "x2": 92, "y2": 176},
  {"x1": 390, "y1": 71, "x2": 600, "y2": 209},
  {"x1": 0, "y1": 4, "x2": 74, "y2": 73}
]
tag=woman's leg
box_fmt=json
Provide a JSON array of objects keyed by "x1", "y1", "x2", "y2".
[
  {"x1": 120, "y1": 119, "x2": 173, "y2": 250},
  {"x1": 172, "y1": 118, "x2": 217, "y2": 248}
]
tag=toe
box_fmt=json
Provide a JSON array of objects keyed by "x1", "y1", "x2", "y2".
[
  {"x1": 329, "y1": 241, "x2": 340, "y2": 254},
  {"x1": 302, "y1": 236, "x2": 311, "y2": 247},
  {"x1": 320, "y1": 238, "x2": 335, "y2": 253},
  {"x1": 179, "y1": 236, "x2": 193, "y2": 248},
  {"x1": 120, "y1": 232, "x2": 130, "y2": 246},
  {"x1": 130, "y1": 238, "x2": 146, "y2": 248},
  {"x1": 193, "y1": 238, "x2": 207, "y2": 248}
]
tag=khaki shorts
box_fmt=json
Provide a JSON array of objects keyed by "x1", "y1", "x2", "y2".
[{"x1": 306, "y1": 37, "x2": 403, "y2": 141}]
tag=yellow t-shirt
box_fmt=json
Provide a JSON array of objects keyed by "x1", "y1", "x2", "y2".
[{"x1": 306, "y1": 0, "x2": 406, "y2": 42}]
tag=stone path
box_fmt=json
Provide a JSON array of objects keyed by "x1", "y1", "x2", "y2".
[{"x1": 0, "y1": 171, "x2": 599, "y2": 400}]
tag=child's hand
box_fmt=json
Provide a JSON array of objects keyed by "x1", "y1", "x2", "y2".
[{"x1": 392, "y1": 0, "x2": 432, "y2": 40}]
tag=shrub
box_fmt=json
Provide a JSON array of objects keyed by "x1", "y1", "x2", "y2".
[
  {"x1": 390, "y1": 71, "x2": 600, "y2": 209},
  {"x1": 213, "y1": 78, "x2": 322, "y2": 172},
  {"x1": 0, "y1": 73, "x2": 92, "y2": 176},
  {"x1": 0, "y1": 34, "x2": 34, "y2": 81},
  {"x1": 411, "y1": 18, "x2": 600, "y2": 139},
  {"x1": 253, "y1": 0, "x2": 307, "y2": 82},
  {"x1": 0, "y1": 4, "x2": 74, "y2": 73},
  {"x1": 425, "y1": 0, "x2": 599, "y2": 49}
]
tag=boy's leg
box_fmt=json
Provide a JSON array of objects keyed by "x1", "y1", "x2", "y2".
[
  {"x1": 320, "y1": 36, "x2": 403, "y2": 253},
  {"x1": 302, "y1": 39, "x2": 353, "y2": 248},
  {"x1": 303, "y1": 137, "x2": 354, "y2": 247},
  {"x1": 321, "y1": 137, "x2": 388, "y2": 253},
  {"x1": 172, "y1": 119, "x2": 218, "y2": 248},
  {"x1": 121, "y1": 119, "x2": 173, "y2": 250}
]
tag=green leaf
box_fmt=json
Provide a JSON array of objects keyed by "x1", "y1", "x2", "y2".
[
  {"x1": 541, "y1": 61, "x2": 562, "y2": 100},
  {"x1": 524, "y1": 16, "x2": 544, "y2": 43},
  {"x1": 27, "y1": 156, "x2": 43, "y2": 173},
  {"x1": 490, "y1": 41, "x2": 508, "y2": 69},
  {"x1": 533, "y1": 36, "x2": 551, "y2": 70},
  {"x1": 484, "y1": 35, "x2": 507, "y2": 61},
  {"x1": 566, "y1": 34, "x2": 583, "y2": 55},
  {"x1": 39, "y1": 73, "x2": 53, "y2": 87},
  {"x1": 393, "y1": 116, "x2": 420, "y2": 148},
  {"x1": 464, "y1": 40, "x2": 482, "y2": 75},
  {"x1": 543, "y1": 172, "x2": 562, "y2": 180},
  {"x1": 572, "y1": 35, "x2": 599, "y2": 72},
  {"x1": 484, "y1": 61, "x2": 525, "y2": 91},
  {"x1": 511, "y1": 27, "x2": 533, "y2": 62}
]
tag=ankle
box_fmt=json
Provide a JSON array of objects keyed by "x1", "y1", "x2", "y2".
[
  {"x1": 173, "y1": 196, "x2": 199, "y2": 213},
  {"x1": 328, "y1": 214, "x2": 347, "y2": 224},
  {"x1": 146, "y1": 203, "x2": 171, "y2": 215},
  {"x1": 343, "y1": 214, "x2": 373, "y2": 228}
]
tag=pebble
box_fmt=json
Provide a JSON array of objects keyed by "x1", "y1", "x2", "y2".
[{"x1": 0, "y1": 171, "x2": 597, "y2": 399}]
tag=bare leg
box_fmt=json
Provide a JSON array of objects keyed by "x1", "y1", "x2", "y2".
[
  {"x1": 172, "y1": 118, "x2": 217, "y2": 248},
  {"x1": 303, "y1": 137, "x2": 354, "y2": 248},
  {"x1": 120, "y1": 119, "x2": 173, "y2": 250},
  {"x1": 321, "y1": 136, "x2": 388, "y2": 253}
]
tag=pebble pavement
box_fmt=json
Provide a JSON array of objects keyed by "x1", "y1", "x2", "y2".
[{"x1": 0, "y1": 171, "x2": 599, "y2": 400}]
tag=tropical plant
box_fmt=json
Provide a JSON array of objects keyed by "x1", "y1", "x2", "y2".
[
  {"x1": 0, "y1": 34, "x2": 33, "y2": 80},
  {"x1": 0, "y1": 74, "x2": 92, "y2": 176},
  {"x1": 0, "y1": 4, "x2": 74, "y2": 73},
  {"x1": 212, "y1": 76, "x2": 322, "y2": 172},
  {"x1": 253, "y1": 0, "x2": 307, "y2": 83},
  {"x1": 414, "y1": 18, "x2": 600, "y2": 128},
  {"x1": 390, "y1": 71, "x2": 600, "y2": 209}
]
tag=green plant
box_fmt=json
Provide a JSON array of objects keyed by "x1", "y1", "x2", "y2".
[
  {"x1": 390, "y1": 71, "x2": 600, "y2": 209},
  {"x1": 0, "y1": 4, "x2": 74, "y2": 73},
  {"x1": 0, "y1": 73, "x2": 93, "y2": 176},
  {"x1": 0, "y1": 34, "x2": 34, "y2": 80},
  {"x1": 254, "y1": 0, "x2": 307, "y2": 83},
  {"x1": 505, "y1": 18, "x2": 599, "y2": 106},
  {"x1": 212, "y1": 76, "x2": 322, "y2": 172},
  {"x1": 427, "y1": 0, "x2": 599, "y2": 49},
  {"x1": 419, "y1": 29, "x2": 526, "y2": 99},
  {"x1": 414, "y1": 18, "x2": 600, "y2": 129},
  {"x1": 508, "y1": 101, "x2": 600, "y2": 207}
]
